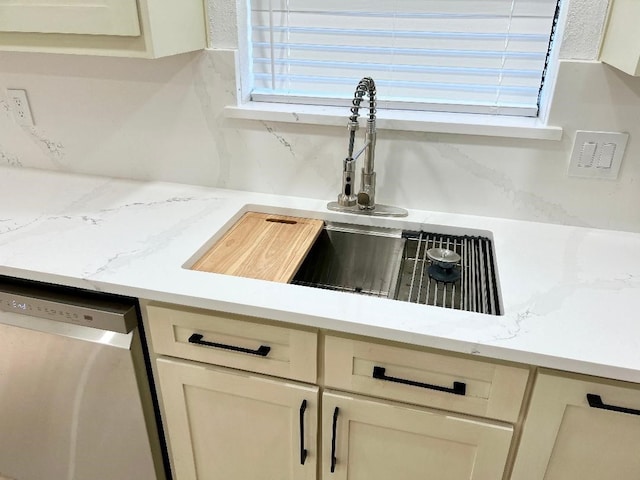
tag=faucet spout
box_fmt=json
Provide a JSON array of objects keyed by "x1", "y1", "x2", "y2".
[
  {"x1": 346, "y1": 77, "x2": 377, "y2": 210},
  {"x1": 327, "y1": 77, "x2": 408, "y2": 218}
]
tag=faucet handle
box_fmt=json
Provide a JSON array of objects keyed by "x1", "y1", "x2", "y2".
[
  {"x1": 356, "y1": 192, "x2": 370, "y2": 207},
  {"x1": 357, "y1": 170, "x2": 376, "y2": 210}
]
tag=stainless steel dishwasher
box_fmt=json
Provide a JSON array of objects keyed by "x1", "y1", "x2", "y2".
[{"x1": 0, "y1": 276, "x2": 168, "y2": 480}]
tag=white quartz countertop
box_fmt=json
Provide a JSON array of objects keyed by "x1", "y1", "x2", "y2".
[{"x1": 2, "y1": 166, "x2": 640, "y2": 383}]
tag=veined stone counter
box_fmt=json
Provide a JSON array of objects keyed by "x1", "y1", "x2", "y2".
[{"x1": 2, "y1": 166, "x2": 640, "y2": 382}]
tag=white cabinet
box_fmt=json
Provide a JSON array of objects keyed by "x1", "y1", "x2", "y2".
[
  {"x1": 157, "y1": 357, "x2": 319, "y2": 480},
  {"x1": 147, "y1": 303, "x2": 318, "y2": 383},
  {"x1": 511, "y1": 370, "x2": 640, "y2": 480},
  {"x1": 322, "y1": 391, "x2": 514, "y2": 480},
  {"x1": 145, "y1": 302, "x2": 640, "y2": 480},
  {"x1": 145, "y1": 302, "x2": 320, "y2": 480},
  {"x1": 0, "y1": 0, "x2": 206, "y2": 58},
  {"x1": 324, "y1": 335, "x2": 530, "y2": 423},
  {"x1": 0, "y1": 0, "x2": 140, "y2": 36},
  {"x1": 600, "y1": 0, "x2": 640, "y2": 76},
  {"x1": 144, "y1": 302, "x2": 528, "y2": 480}
]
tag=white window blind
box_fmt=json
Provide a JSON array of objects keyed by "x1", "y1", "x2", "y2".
[{"x1": 250, "y1": 0, "x2": 560, "y2": 117}]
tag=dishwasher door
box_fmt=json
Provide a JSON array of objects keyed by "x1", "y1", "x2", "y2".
[{"x1": 0, "y1": 312, "x2": 159, "y2": 480}]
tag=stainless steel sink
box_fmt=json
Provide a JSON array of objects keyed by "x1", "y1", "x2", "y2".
[
  {"x1": 292, "y1": 223, "x2": 405, "y2": 298},
  {"x1": 293, "y1": 222, "x2": 502, "y2": 316}
]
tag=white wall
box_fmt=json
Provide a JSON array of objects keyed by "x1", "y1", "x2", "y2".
[{"x1": 1, "y1": 0, "x2": 640, "y2": 233}]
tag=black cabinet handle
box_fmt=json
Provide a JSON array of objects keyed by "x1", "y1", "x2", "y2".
[
  {"x1": 372, "y1": 366, "x2": 466, "y2": 396},
  {"x1": 330, "y1": 407, "x2": 339, "y2": 473},
  {"x1": 587, "y1": 394, "x2": 640, "y2": 416},
  {"x1": 299, "y1": 400, "x2": 308, "y2": 465},
  {"x1": 188, "y1": 333, "x2": 271, "y2": 357}
]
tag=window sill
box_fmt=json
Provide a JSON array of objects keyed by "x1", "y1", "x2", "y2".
[{"x1": 224, "y1": 102, "x2": 563, "y2": 141}]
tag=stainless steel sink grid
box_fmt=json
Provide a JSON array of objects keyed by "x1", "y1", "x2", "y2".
[
  {"x1": 397, "y1": 231, "x2": 501, "y2": 315},
  {"x1": 293, "y1": 223, "x2": 501, "y2": 316}
]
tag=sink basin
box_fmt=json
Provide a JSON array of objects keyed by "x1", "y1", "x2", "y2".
[
  {"x1": 293, "y1": 222, "x2": 502, "y2": 316},
  {"x1": 292, "y1": 223, "x2": 405, "y2": 298}
]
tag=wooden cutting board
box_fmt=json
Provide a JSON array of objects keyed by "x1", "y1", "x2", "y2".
[{"x1": 191, "y1": 212, "x2": 324, "y2": 283}]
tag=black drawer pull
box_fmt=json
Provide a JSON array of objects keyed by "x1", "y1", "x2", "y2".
[
  {"x1": 330, "y1": 406, "x2": 339, "y2": 473},
  {"x1": 372, "y1": 366, "x2": 466, "y2": 396},
  {"x1": 188, "y1": 333, "x2": 271, "y2": 357},
  {"x1": 587, "y1": 394, "x2": 640, "y2": 416},
  {"x1": 299, "y1": 400, "x2": 308, "y2": 465}
]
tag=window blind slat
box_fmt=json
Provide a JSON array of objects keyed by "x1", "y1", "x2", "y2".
[
  {"x1": 252, "y1": 12, "x2": 554, "y2": 35},
  {"x1": 253, "y1": 73, "x2": 539, "y2": 93},
  {"x1": 253, "y1": 58, "x2": 542, "y2": 78},
  {"x1": 253, "y1": 44, "x2": 548, "y2": 69},
  {"x1": 249, "y1": 0, "x2": 559, "y2": 117},
  {"x1": 251, "y1": 92, "x2": 539, "y2": 116},
  {"x1": 253, "y1": 0, "x2": 557, "y2": 16},
  {"x1": 252, "y1": 63, "x2": 542, "y2": 88},
  {"x1": 256, "y1": 48, "x2": 550, "y2": 64},
  {"x1": 253, "y1": 25, "x2": 551, "y2": 42}
]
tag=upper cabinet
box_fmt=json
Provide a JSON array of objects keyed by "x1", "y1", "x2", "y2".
[
  {"x1": 600, "y1": 0, "x2": 640, "y2": 76},
  {"x1": 0, "y1": 0, "x2": 207, "y2": 58},
  {"x1": 0, "y1": 0, "x2": 141, "y2": 36}
]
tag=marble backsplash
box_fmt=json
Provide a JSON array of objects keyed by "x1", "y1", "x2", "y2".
[{"x1": 1, "y1": 49, "x2": 639, "y2": 232}]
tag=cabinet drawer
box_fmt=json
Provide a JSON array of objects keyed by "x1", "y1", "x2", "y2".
[
  {"x1": 146, "y1": 304, "x2": 317, "y2": 383},
  {"x1": 324, "y1": 336, "x2": 529, "y2": 422}
]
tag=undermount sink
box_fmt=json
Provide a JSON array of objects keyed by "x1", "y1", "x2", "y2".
[
  {"x1": 292, "y1": 223, "x2": 406, "y2": 298},
  {"x1": 293, "y1": 222, "x2": 502, "y2": 316},
  {"x1": 186, "y1": 208, "x2": 502, "y2": 316}
]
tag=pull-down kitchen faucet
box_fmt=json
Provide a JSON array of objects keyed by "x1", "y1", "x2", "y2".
[{"x1": 327, "y1": 77, "x2": 408, "y2": 217}]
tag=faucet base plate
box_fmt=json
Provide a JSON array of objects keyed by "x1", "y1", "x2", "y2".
[{"x1": 327, "y1": 201, "x2": 408, "y2": 217}]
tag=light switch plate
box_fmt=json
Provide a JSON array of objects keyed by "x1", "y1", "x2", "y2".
[{"x1": 568, "y1": 130, "x2": 629, "y2": 180}]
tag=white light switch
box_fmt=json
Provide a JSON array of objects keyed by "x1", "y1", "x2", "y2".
[
  {"x1": 578, "y1": 142, "x2": 597, "y2": 167},
  {"x1": 568, "y1": 131, "x2": 629, "y2": 180},
  {"x1": 596, "y1": 142, "x2": 616, "y2": 168}
]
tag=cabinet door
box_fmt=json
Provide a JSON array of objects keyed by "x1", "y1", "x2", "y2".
[
  {"x1": 157, "y1": 358, "x2": 319, "y2": 480},
  {"x1": 600, "y1": 0, "x2": 640, "y2": 76},
  {"x1": 511, "y1": 370, "x2": 640, "y2": 480},
  {"x1": 322, "y1": 391, "x2": 513, "y2": 480},
  {"x1": 0, "y1": 0, "x2": 140, "y2": 36}
]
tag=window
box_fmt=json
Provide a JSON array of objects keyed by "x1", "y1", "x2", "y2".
[{"x1": 249, "y1": 0, "x2": 560, "y2": 117}]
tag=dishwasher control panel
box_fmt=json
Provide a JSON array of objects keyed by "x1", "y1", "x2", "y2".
[{"x1": 0, "y1": 278, "x2": 137, "y2": 334}]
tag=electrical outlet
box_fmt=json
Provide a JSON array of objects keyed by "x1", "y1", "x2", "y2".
[
  {"x1": 7, "y1": 89, "x2": 34, "y2": 126},
  {"x1": 568, "y1": 130, "x2": 629, "y2": 180}
]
